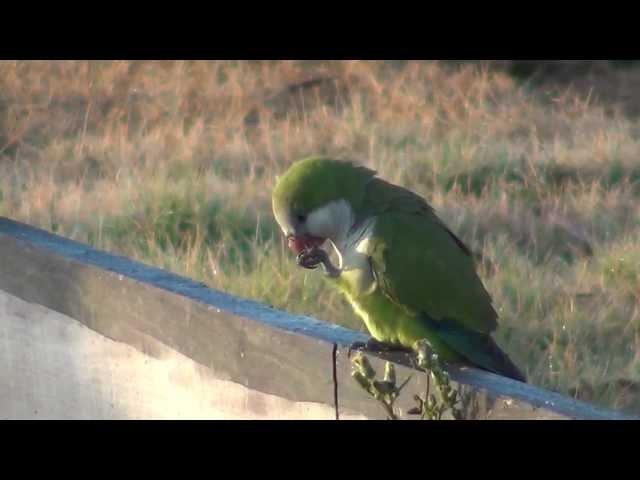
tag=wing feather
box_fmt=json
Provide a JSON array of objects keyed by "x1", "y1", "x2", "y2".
[{"x1": 367, "y1": 209, "x2": 497, "y2": 334}]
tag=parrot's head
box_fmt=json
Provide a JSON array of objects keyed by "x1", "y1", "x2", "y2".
[{"x1": 272, "y1": 156, "x2": 376, "y2": 255}]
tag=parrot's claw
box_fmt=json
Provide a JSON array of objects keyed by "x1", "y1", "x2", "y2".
[
  {"x1": 347, "y1": 338, "x2": 412, "y2": 358},
  {"x1": 296, "y1": 247, "x2": 341, "y2": 278},
  {"x1": 347, "y1": 341, "x2": 368, "y2": 358},
  {"x1": 296, "y1": 249, "x2": 320, "y2": 269}
]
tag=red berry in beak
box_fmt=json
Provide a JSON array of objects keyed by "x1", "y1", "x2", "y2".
[{"x1": 287, "y1": 235, "x2": 325, "y2": 254}]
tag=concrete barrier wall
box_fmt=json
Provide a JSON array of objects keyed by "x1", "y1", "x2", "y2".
[
  {"x1": 0, "y1": 217, "x2": 636, "y2": 420},
  {"x1": 0, "y1": 289, "x2": 367, "y2": 419}
]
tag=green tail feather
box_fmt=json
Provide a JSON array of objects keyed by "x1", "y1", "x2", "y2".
[{"x1": 420, "y1": 313, "x2": 527, "y2": 383}]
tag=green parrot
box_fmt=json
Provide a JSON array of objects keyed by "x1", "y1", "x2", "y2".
[{"x1": 272, "y1": 156, "x2": 526, "y2": 382}]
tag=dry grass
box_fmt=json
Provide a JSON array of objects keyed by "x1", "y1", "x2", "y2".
[{"x1": 1, "y1": 60, "x2": 639, "y2": 414}]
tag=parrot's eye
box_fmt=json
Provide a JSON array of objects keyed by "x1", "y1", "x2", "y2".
[{"x1": 296, "y1": 213, "x2": 306, "y2": 223}]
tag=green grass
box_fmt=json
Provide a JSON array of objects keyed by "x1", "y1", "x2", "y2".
[{"x1": 2, "y1": 60, "x2": 640, "y2": 413}]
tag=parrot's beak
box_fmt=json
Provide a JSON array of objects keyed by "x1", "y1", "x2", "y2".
[{"x1": 287, "y1": 234, "x2": 325, "y2": 254}]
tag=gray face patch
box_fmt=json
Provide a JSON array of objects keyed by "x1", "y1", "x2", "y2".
[{"x1": 305, "y1": 199, "x2": 354, "y2": 243}]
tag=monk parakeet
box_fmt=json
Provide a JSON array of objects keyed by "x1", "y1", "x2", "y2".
[{"x1": 272, "y1": 156, "x2": 526, "y2": 383}]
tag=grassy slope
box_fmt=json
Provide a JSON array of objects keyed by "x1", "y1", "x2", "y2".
[{"x1": 1, "y1": 60, "x2": 639, "y2": 412}]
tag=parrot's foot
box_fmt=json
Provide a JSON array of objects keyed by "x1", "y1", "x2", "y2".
[
  {"x1": 296, "y1": 247, "x2": 341, "y2": 278},
  {"x1": 347, "y1": 338, "x2": 413, "y2": 358}
]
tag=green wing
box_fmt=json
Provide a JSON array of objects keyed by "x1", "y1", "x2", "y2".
[
  {"x1": 368, "y1": 210, "x2": 497, "y2": 334},
  {"x1": 358, "y1": 177, "x2": 526, "y2": 381}
]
